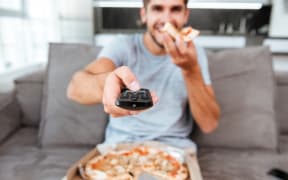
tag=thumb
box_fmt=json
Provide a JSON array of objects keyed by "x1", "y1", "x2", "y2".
[{"x1": 114, "y1": 66, "x2": 140, "y2": 91}]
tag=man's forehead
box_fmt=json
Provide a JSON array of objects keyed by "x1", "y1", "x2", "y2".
[{"x1": 147, "y1": 0, "x2": 186, "y2": 7}]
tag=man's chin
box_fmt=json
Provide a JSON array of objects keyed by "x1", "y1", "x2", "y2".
[
  {"x1": 154, "y1": 38, "x2": 165, "y2": 49},
  {"x1": 149, "y1": 32, "x2": 165, "y2": 49}
]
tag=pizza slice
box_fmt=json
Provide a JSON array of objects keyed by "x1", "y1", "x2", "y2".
[{"x1": 161, "y1": 22, "x2": 200, "y2": 42}]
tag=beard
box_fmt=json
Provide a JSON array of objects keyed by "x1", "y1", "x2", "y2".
[{"x1": 148, "y1": 30, "x2": 165, "y2": 49}]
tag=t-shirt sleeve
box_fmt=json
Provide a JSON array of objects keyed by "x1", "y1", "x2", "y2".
[
  {"x1": 97, "y1": 35, "x2": 127, "y2": 67},
  {"x1": 195, "y1": 45, "x2": 211, "y2": 85}
]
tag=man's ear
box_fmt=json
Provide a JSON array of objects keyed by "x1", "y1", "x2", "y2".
[{"x1": 140, "y1": 8, "x2": 147, "y2": 24}]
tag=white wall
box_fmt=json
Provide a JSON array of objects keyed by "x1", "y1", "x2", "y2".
[
  {"x1": 58, "y1": 0, "x2": 93, "y2": 44},
  {"x1": 269, "y1": 0, "x2": 288, "y2": 37}
]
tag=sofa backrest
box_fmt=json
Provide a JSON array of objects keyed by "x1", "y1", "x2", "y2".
[
  {"x1": 194, "y1": 46, "x2": 278, "y2": 150},
  {"x1": 39, "y1": 43, "x2": 108, "y2": 147},
  {"x1": 275, "y1": 71, "x2": 288, "y2": 134},
  {"x1": 13, "y1": 43, "x2": 288, "y2": 150},
  {"x1": 14, "y1": 70, "x2": 45, "y2": 127}
]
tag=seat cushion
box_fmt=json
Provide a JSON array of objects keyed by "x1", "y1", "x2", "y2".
[
  {"x1": 194, "y1": 46, "x2": 278, "y2": 150},
  {"x1": 0, "y1": 91, "x2": 21, "y2": 144},
  {"x1": 1, "y1": 128, "x2": 288, "y2": 180},
  {"x1": 198, "y1": 147, "x2": 280, "y2": 180},
  {"x1": 0, "y1": 128, "x2": 91, "y2": 180},
  {"x1": 39, "y1": 43, "x2": 108, "y2": 147}
]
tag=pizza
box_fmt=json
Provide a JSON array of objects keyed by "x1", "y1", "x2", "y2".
[
  {"x1": 85, "y1": 146, "x2": 189, "y2": 180},
  {"x1": 161, "y1": 22, "x2": 200, "y2": 42}
]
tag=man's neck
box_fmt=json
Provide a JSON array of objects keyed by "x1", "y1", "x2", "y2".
[{"x1": 143, "y1": 32, "x2": 167, "y2": 56}]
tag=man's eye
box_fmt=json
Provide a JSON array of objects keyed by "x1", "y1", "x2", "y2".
[
  {"x1": 171, "y1": 6, "x2": 183, "y2": 12},
  {"x1": 152, "y1": 6, "x2": 163, "y2": 12}
]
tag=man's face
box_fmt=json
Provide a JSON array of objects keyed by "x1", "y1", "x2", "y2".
[{"x1": 140, "y1": 0, "x2": 189, "y2": 48}]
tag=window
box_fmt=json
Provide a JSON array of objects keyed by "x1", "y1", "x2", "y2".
[{"x1": 0, "y1": 0, "x2": 59, "y2": 73}]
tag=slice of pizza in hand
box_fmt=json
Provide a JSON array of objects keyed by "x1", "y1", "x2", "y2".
[{"x1": 161, "y1": 22, "x2": 200, "y2": 42}]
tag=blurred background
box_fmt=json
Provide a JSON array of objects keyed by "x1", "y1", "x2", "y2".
[{"x1": 0, "y1": 0, "x2": 287, "y2": 91}]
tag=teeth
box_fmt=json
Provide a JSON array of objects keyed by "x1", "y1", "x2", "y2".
[{"x1": 155, "y1": 24, "x2": 165, "y2": 31}]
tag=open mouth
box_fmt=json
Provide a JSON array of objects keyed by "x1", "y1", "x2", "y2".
[{"x1": 154, "y1": 23, "x2": 165, "y2": 32}]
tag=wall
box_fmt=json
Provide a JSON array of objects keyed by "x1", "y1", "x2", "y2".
[
  {"x1": 58, "y1": 0, "x2": 93, "y2": 44},
  {"x1": 269, "y1": 0, "x2": 288, "y2": 37}
]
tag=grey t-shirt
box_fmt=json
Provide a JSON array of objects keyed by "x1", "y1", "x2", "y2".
[{"x1": 97, "y1": 34, "x2": 211, "y2": 149}]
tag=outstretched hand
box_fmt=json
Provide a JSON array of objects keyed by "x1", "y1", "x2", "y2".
[{"x1": 102, "y1": 66, "x2": 158, "y2": 117}]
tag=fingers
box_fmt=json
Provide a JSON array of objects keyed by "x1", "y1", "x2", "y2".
[
  {"x1": 114, "y1": 66, "x2": 140, "y2": 91},
  {"x1": 163, "y1": 32, "x2": 179, "y2": 58},
  {"x1": 103, "y1": 102, "x2": 139, "y2": 118},
  {"x1": 163, "y1": 32, "x2": 195, "y2": 57},
  {"x1": 102, "y1": 66, "x2": 158, "y2": 117},
  {"x1": 150, "y1": 90, "x2": 159, "y2": 105},
  {"x1": 102, "y1": 66, "x2": 159, "y2": 118},
  {"x1": 103, "y1": 67, "x2": 140, "y2": 117}
]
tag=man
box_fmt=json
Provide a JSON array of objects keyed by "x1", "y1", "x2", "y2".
[{"x1": 67, "y1": 0, "x2": 220, "y2": 149}]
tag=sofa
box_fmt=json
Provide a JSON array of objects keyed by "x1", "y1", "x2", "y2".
[{"x1": 0, "y1": 43, "x2": 287, "y2": 180}]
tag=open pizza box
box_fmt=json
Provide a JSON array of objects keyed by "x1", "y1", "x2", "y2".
[{"x1": 65, "y1": 141, "x2": 203, "y2": 180}]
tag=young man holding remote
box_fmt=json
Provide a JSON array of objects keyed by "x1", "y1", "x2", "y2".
[{"x1": 67, "y1": 0, "x2": 220, "y2": 149}]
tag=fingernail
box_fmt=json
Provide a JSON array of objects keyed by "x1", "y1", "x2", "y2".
[{"x1": 128, "y1": 81, "x2": 140, "y2": 91}]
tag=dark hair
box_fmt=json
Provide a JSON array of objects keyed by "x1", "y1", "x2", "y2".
[{"x1": 143, "y1": 0, "x2": 188, "y2": 8}]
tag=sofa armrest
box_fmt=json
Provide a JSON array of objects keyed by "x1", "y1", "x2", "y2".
[{"x1": 0, "y1": 91, "x2": 21, "y2": 144}]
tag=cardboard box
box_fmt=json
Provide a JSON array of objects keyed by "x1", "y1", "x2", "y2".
[{"x1": 65, "y1": 142, "x2": 203, "y2": 180}]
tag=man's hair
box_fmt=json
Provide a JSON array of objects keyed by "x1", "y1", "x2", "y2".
[{"x1": 143, "y1": 0, "x2": 189, "y2": 8}]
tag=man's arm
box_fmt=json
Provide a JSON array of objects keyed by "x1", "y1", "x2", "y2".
[
  {"x1": 67, "y1": 57, "x2": 157, "y2": 117},
  {"x1": 67, "y1": 57, "x2": 116, "y2": 104},
  {"x1": 182, "y1": 66, "x2": 220, "y2": 133},
  {"x1": 162, "y1": 33, "x2": 221, "y2": 133}
]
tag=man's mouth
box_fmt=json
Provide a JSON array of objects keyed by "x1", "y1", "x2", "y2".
[{"x1": 154, "y1": 24, "x2": 165, "y2": 32}]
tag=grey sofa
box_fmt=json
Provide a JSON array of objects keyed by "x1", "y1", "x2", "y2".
[{"x1": 0, "y1": 43, "x2": 287, "y2": 180}]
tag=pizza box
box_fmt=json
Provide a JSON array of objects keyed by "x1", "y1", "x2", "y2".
[{"x1": 64, "y1": 141, "x2": 203, "y2": 180}]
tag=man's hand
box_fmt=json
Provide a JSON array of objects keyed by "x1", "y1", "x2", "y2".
[
  {"x1": 162, "y1": 32, "x2": 221, "y2": 133},
  {"x1": 162, "y1": 32, "x2": 198, "y2": 72},
  {"x1": 102, "y1": 66, "x2": 158, "y2": 117}
]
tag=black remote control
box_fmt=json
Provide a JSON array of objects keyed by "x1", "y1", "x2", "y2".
[{"x1": 115, "y1": 88, "x2": 153, "y2": 110}]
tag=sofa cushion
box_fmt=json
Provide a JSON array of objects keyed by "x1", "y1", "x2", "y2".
[
  {"x1": 39, "y1": 43, "x2": 108, "y2": 147},
  {"x1": 14, "y1": 69, "x2": 45, "y2": 126},
  {"x1": 198, "y1": 147, "x2": 279, "y2": 180},
  {"x1": 194, "y1": 46, "x2": 278, "y2": 150},
  {"x1": 0, "y1": 127, "x2": 91, "y2": 180},
  {"x1": 0, "y1": 91, "x2": 21, "y2": 144},
  {"x1": 275, "y1": 71, "x2": 288, "y2": 134}
]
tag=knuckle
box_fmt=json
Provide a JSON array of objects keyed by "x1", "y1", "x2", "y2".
[
  {"x1": 119, "y1": 66, "x2": 130, "y2": 72},
  {"x1": 104, "y1": 107, "x2": 109, "y2": 113}
]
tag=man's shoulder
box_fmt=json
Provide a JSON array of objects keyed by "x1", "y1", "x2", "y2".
[
  {"x1": 109, "y1": 33, "x2": 142, "y2": 52},
  {"x1": 113, "y1": 33, "x2": 141, "y2": 44}
]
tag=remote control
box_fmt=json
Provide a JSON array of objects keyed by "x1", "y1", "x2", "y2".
[{"x1": 115, "y1": 88, "x2": 153, "y2": 110}]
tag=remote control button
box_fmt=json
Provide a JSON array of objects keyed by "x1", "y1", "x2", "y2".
[
  {"x1": 120, "y1": 92, "x2": 129, "y2": 99},
  {"x1": 131, "y1": 92, "x2": 138, "y2": 101},
  {"x1": 141, "y1": 93, "x2": 149, "y2": 100}
]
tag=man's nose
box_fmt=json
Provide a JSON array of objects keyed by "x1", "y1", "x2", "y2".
[{"x1": 162, "y1": 11, "x2": 173, "y2": 22}]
